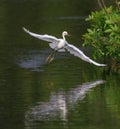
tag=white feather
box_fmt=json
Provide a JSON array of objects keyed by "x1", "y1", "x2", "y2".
[
  {"x1": 65, "y1": 43, "x2": 106, "y2": 66},
  {"x1": 23, "y1": 27, "x2": 59, "y2": 43},
  {"x1": 49, "y1": 43, "x2": 65, "y2": 52}
]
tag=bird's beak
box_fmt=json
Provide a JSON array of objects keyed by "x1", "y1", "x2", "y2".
[{"x1": 67, "y1": 33, "x2": 71, "y2": 37}]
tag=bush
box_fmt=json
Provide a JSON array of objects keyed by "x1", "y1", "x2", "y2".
[{"x1": 83, "y1": 6, "x2": 120, "y2": 66}]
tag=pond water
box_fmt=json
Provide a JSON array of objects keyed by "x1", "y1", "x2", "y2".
[{"x1": 0, "y1": 0, "x2": 120, "y2": 129}]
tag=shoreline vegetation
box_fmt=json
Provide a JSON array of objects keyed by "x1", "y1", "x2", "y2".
[{"x1": 83, "y1": 0, "x2": 120, "y2": 73}]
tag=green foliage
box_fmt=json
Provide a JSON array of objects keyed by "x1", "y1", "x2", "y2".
[{"x1": 83, "y1": 6, "x2": 120, "y2": 62}]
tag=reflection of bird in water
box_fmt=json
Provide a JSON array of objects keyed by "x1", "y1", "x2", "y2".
[
  {"x1": 25, "y1": 80, "x2": 105, "y2": 125},
  {"x1": 23, "y1": 27, "x2": 106, "y2": 66}
]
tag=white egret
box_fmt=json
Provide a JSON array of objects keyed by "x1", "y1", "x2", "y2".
[{"x1": 23, "y1": 27, "x2": 106, "y2": 66}]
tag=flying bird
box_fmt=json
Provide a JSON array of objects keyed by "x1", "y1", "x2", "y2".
[{"x1": 23, "y1": 27, "x2": 106, "y2": 66}]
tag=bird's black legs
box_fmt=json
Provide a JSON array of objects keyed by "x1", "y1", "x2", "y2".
[{"x1": 46, "y1": 50, "x2": 56, "y2": 63}]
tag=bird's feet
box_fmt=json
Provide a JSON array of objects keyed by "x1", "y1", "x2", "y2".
[{"x1": 46, "y1": 54, "x2": 55, "y2": 63}]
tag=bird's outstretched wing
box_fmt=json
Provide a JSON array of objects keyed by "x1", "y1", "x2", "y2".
[
  {"x1": 65, "y1": 43, "x2": 106, "y2": 66},
  {"x1": 23, "y1": 27, "x2": 59, "y2": 43}
]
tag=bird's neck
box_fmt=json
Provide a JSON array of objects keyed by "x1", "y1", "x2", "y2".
[{"x1": 62, "y1": 34, "x2": 66, "y2": 40}]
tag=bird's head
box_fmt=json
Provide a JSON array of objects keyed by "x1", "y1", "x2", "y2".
[
  {"x1": 63, "y1": 31, "x2": 69, "y2": 36},
  {"x1": 62, "y1": 31, "x2": 70, "y2": 40}
]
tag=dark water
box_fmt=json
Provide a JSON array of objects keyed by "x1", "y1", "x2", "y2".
[{"x1": 0, "y1": 0, "x2": 120, "y2": 129}]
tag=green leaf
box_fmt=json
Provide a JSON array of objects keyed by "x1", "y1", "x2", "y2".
[{"x1": 104, "y1": 29, "x2": 112, "y2": 33}]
